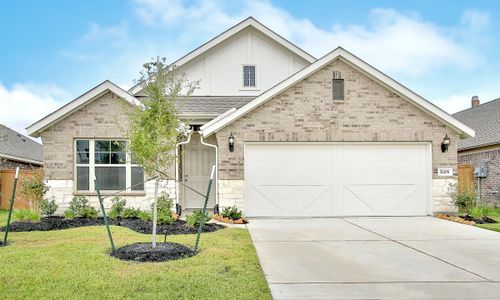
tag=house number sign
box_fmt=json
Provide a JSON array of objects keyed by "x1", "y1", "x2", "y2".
[{"x1": 437, "y1": 168, "x2": 453, "y2": 176}]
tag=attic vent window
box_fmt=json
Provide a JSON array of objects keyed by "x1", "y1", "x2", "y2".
[
  {"x1": 243, "y1": 65, "x2": 256, "y2": 87},
  {"x1": 332, "y1": 71, "x2": 344, "y2": 101}
]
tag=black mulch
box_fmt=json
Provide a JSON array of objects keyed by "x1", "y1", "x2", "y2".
[
  {"x1": 110, "y1": 242, "x2": 196, "y2": 262},
  {"x1": 0, "y1": 216, "x2": 224, "y2": 235},
  {"x1": 0, "y1": 240, "x2": 4, "y2": 247},
  {"x1": 461, "y1": 214, "x2": 498, "y2": 224}
]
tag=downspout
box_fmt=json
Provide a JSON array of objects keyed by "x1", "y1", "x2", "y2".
[
  {"x1": 199, "y1": 131, "x2": 219, "y2": 214},
  {"x1": 175, "y1": 130, "x2": 193, "y2": 215}
]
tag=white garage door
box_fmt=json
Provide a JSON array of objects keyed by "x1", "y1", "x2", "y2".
[{"x1": 244, "y1": 143, "x2": 431, "y2": 217}]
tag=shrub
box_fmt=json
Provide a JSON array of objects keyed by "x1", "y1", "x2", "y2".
[
  {"x1": 138, "y1": 211, "x2": 152, "y2": 222},
  {"x1": 38, "y1": 197, "x2": 58, "y2": 216},
  {"x1": 153, "y1": 192, "x2": 175, "y2": 225},
  {"x1": 448, "y1": 183, "x2": 476, "y2": 213},
  {"x1": 221, "y1": 206, "x2": 242, "y2": 220},
  {"x1": 64, "y1": 196, "x2": 98, "y2": 219},
  {"x1": 109, "y1": 197, "x2": 127, "y2": 219},
  {"x1": 470, "y1": 206, "x2": 493, "y2": 218},
  {"x1": 13, "y1": 209, "x2": 41, "y2": 222},
  {"x1": 19, "y1": 169, "x2": 49, "y2": 211},
  {"x1": 122, "y1": 207, "x2": 141, "y2": 219},
  {"x1": 80, "y1": 206, "x2": 98, "y2": 219},
  {"x1": 64, "y1": 210, "x2": 76, "y2": 219},
  {"x1": 186, "y1": 209, "x2": 211, "y2": 227}
]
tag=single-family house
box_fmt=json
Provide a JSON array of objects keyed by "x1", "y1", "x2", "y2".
[
  {"x1": 27, "y1": 17, "x2": 474, "y2": 216},
  {"x1": 453, "y1": 97, "x2": 500, "y2": 204}
]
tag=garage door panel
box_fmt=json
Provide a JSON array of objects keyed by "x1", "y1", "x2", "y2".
[
  {"x1": 244, "y1": 143, "x2": 429, "y2": 217},
  {"x1": 342, "y1": 183, "x2": 425, "y2": 216},
  {"x1": 247, "y1": 184, "x2": 333, "y2": 216}
]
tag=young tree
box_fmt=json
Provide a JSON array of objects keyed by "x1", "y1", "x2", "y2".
[{"x1": 126, "y1": 57, "x2": 195, "y2": 247}]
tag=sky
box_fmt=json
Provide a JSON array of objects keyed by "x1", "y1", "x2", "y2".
[{"x1": 1, "y1": 0, "x2": 499, "y2": 138}]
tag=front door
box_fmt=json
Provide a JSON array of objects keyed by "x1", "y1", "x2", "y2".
[{"x1": 183, "y1": 132, "x2": 216, "y2": 208}]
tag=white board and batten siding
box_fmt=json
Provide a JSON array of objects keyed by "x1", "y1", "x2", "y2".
[
  {"x1": 178, "y1": 27, "x2": 309, "y2": 96},
  {"x1": 244, "y1": 143, "x2": 432, "y2": 217}
]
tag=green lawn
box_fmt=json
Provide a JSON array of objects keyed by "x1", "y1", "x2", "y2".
[
  {"x1": 0, "y1": 218, "x2": 271, "y2": 299},
  {"x1": 475, "y1": 207, "x2": 500, "y2": 232},
  {"x1": 1, "y1": 209, "x2": 18, "y2": 225}
]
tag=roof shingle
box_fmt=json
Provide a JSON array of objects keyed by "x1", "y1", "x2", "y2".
[
  {"x1": 453, "y1": 98, "x2": 500, "y2": 150},
  {"x1": 0, "y1": 125, "x2": 43, "y2": 164}
]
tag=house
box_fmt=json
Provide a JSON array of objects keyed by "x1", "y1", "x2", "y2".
[
  {"x1": 26, "y1": 17, "x2": 474, "y2": 216},
  {"x1": 453, "y1": 97, "x2": 500, "y2": 204},
  {"x1": 0, "y1": 124, "x2": 42, "y2": 169}
]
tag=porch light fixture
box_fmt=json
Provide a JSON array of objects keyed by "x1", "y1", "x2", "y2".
[
  {"x1": 441, "y1": 134, "x2": 450, "y2": 153},
  {"x1": 228, "y1": 133, "x2": 235, "y2": 152}
]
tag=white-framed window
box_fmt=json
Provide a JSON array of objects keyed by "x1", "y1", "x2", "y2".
[
  {"x1": 75, "y1": 139, "x2": 144, "y2": 192},
  {"x1": 243, "y1": 65, "x2": 256, "y2": 87}
]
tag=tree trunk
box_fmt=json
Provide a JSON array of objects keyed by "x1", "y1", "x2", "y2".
[{"x1": 152, "y1": 176, "x2": 160, "y2": 248}]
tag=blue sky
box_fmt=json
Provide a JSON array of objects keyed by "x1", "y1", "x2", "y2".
[{"x1": 1, "y1": 0, "x2": 499, "y2": 136}]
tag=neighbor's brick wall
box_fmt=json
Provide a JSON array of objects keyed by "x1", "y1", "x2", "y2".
[
  {"x1": 40, "y1": 92, "x2": 131, "y2": 180},
  {"x1": 458, "y1": 146, "x2": 500, "y2": 205},
  {"x1": 216, "y1": 59, "x2": 459, "y2": 180}
]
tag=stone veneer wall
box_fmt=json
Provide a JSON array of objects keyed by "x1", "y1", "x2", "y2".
[
  {"x1": 215, "y1": 59, "x2": 461, "y2": 213},
  {"x1": 458, "y1": 146, "x2": 500, "y2": 205}
]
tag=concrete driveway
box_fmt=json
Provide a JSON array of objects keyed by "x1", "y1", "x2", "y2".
[{"x1": 247, "y1": 217, "x2": 500, "y2": 299}]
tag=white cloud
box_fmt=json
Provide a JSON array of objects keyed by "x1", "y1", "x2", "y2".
[
  {"x1": 0, "y1": 83, "x2": 67, "y2": 137},
  {"x1": 461, "y1": 9, "x2": 490, "y2": 31},
  {"x1": 131, "y1": 0, "x2": 488, "y2": 76}
]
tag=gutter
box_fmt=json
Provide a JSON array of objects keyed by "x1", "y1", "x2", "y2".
[
  {"x1": 199, "y1": 132, "x2": 219, "y2": 213},
  {"x1": 174, "y1": 130, "x2": 193, "y2": 214}
]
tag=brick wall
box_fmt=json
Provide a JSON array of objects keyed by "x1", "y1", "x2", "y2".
[
  {"x1": 40, "y1": 92, "x2": 132, "y2": 180},
  {"x1": 458, "y1": 146, "x2": 500, "y2": 205},
  {"x1": 215, "y1": 59, "x2": 459, "y2": 180}
]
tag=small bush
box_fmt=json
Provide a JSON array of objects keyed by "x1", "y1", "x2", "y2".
[
  {"x1": 109, "y1": 197, "x2": 127, "y2": 219},
  {"x1": 153, "y1": 192, "x2": 175, "y2": 225},
  {"x1": 64, "y1": 210, "x2": 76, "y2": 219},
  {"x1": 221, "y1": 206, "x2": 242, "y2": 220},
  {"x1": 186, "y1": 209, "x2": 211, "y2": 227},
  {"x1": 38, "y1": 197, "x2": 58, "y2": 216},
  {"x1": 138, "y1": 211, "x2": 152, "y2": 222},
  {"x1": 13, "y1": 209, "x2": 41, "y2": 222},
  {"x1": 122, "y1": 207, "x2": 141, "y2": 219},
  {"x1": 64, "y1": 196, "x2": 98, "y2": 219},
  {"x1": 448, "y1": 183, "x2": 476, "y2": 213},
  {"x1": 80, "y1": 206, "x2": 98, "y2": 219}
]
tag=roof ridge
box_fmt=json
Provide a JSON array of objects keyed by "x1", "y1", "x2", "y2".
[{"x1": 453, "y1": 97, "x2": 500, "y2": 115}]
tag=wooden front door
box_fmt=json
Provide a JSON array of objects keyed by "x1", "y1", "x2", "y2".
[
  {"x1": 183, "y1": 132, "x2": 216, "y2": 208},
  {"x1": 458, "y1": 164, "x2": 474, "y2": 193}
]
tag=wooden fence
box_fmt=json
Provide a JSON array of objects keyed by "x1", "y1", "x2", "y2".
[
  {"x1": 457, "y1": 164, "x2": 474, "y2": 194},
  {"x1": 0, "y1": 169, "x2": 36, "y2": 210}
]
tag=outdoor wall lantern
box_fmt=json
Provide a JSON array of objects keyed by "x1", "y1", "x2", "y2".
[
  {"x1": 441, "y1": 134, "x2": 450, "y2": 153},
  {"x1": 228, "y1": 133, "x2": 235, "y2": 152}
]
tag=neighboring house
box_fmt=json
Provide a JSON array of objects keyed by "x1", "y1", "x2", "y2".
[
  {"x1": 27, "y1": 17, "x2": 474, "y2": 216},
  {"x1": 0, "y1": 124, "x2": 43, "y2": 169},
  {"x1": 453, "y1": 97, "x2": 500, "y2": 204}
]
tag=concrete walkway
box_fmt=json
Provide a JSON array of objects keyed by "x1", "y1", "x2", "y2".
[{"x1": 247, "y1": 217, "x2": 500, "y2": 299}]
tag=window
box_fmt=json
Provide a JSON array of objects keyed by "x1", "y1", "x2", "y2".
[
  {"x1": 243, "y1": 65, "x2": 256, "y2": 87},
  {"x1": 332, "y1": 79, "x2": 344, "y2": 100},
  {"x1": 75, "y1": 139, "x2": 144, "y2": 191}
]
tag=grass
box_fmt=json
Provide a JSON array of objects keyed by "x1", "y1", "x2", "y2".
[
  {"x1": 0, "y1": 220, "x2": 271, "y2": 299},
  {"x1": 474, "y1": 207, "x2": 500, "y2": 232},
  {"x1": 0, "y1": 209, "x2": 19, "y2": 225}
]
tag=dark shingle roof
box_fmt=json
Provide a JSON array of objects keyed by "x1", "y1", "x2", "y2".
[
  {"x1": 0, "y1": 125, "x2": 43, "y2": 164},
  {"x1": 453, "y1": 98, "x2": 500, "y2": 150},
  {"x1": 136, "y1": 96, "x2": 255, "y2": 116}
]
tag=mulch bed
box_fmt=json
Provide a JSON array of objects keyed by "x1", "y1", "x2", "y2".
[
  {"x1": 436, "y1": 213, "x2": 498, "y2": 225},
  {"x1": 110, "y1": 242, "x2": 196, "y2": 262},
  {"x1": 0, "y1": 216, "x2": 223, "y2": 235},
  {"x1": 213, "y1": 214, "x2": 248, "y2": 224}
]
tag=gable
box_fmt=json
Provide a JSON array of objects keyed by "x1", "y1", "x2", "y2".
[
  {"x1": 27, "y1": 80, "x2": 138, "y2": 137},
  {"x1": 130, "y1": 17, "x2": 315, "y2": 96},
  {"x1": 200, "y1": 47, "x2": 475, "y2": 138}
]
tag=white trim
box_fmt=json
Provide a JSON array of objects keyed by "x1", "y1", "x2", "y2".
[
  {"x1": 0, "y1": 153, "x2": 43, "y2": 165},
  {"x1": 200, "y1": 108, "x2": 236, "y2": 131},
  {"x1": 200, "y1": 134, "x2": 218, "y2": 207},
  {"x1": 128, "y1": 17, "x2": 316, "y2": 95},
  {"x1": 201, "y1": 47, "x2": 475, "y2": 139},
  {"x1": 27, "y1": 80, "x2": 140, "y2": 137},
  {"x1": 175, "y1": 130, "x2": 193, "y2": 207}
]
